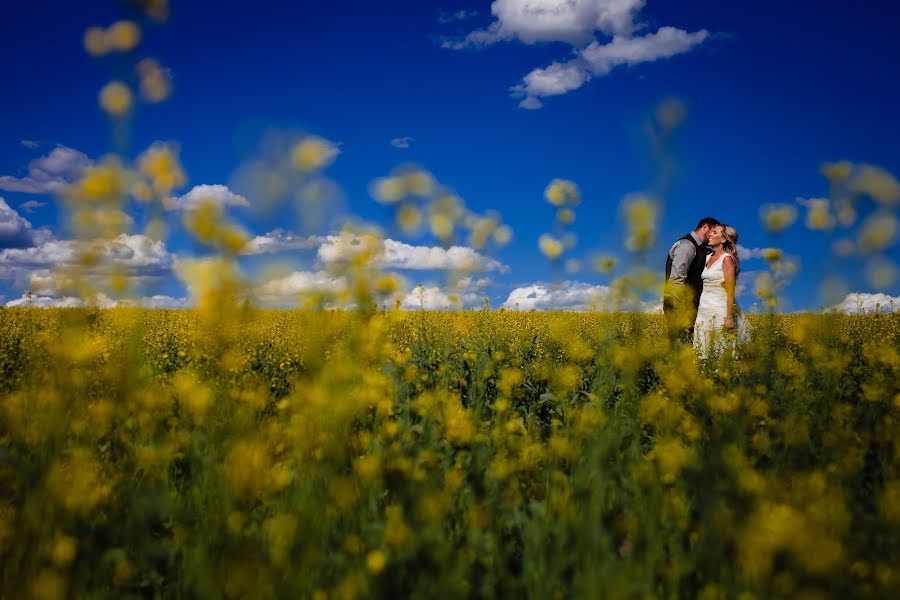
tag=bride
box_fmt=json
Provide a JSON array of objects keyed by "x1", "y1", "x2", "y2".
[{"x1": 693, "y1": 224, "x2": 745, "y2": 357}]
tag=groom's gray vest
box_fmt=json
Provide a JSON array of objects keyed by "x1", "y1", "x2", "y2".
[{"x1": 665, "y1": 233, "x2": 706, "y2": 309}]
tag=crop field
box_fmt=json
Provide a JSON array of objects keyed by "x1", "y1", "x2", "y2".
[{"x1": 1, "y1": 307, "x2": 898, "y2": 599}]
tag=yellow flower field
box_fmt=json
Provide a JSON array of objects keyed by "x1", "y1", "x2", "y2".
[{"x1": 1, "y1": 307, "x2": 897, "y2": 598}]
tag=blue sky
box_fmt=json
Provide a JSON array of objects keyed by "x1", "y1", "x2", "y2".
[{"x1": 1, "y1": 0, "x2": 899, "y2": 311}]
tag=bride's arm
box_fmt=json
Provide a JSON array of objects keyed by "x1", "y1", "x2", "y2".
[{"x1": 722, "y1": 255, "x2": 737, "y2": 328}]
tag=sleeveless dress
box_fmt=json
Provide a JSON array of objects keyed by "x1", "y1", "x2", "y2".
[{"x1": 693, "y1": 253, "x2": 744, "y2": 357}]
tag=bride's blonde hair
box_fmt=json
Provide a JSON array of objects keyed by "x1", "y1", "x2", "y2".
[{"x1": 719, "y1": 224, "x2": 740, "y2": 274}]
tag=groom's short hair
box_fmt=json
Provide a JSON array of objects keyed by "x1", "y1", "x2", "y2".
[{"x1": 695, "y1": 217, "x2": 719, "y2": 230}]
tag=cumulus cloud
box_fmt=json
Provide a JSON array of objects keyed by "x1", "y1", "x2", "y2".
[
  {"x1": 502, "y1": 280, "x2": 660, "y2": 311},
  {"x1": 0, "y1": 233, "x2": 174, "y2": 292},
  {"x1": 832, "y1": 292, "x2": 899, "y2": 314},
  {"x1": 451, "y1": 0, "x2": 646, "y2": 47},
  {"x1": 253, "y1": 270, "x2": 347, "y2": 308},
  {"x1": 4, "y1": 291, "x2": 189, "y2": 309},
  {"x1": 390, "y1": 136, "x2": 414, "y2": 149},
  {"x1": 317, "y1": 235, "x2": 508, "y2": 273},
  {"x1": 167, "y1": 184, "x2": 250, "y2": 211},
  {"x1": 446, "y1": 1, "x2": 708, "y2": 107},
  {"x1": 0, "y1": 145, "x2": 91, "y2": 194},
  {"x1": 513, "y1": 26, "x2": 709, "y2": 108},
  {"x1": 402, "y1": 276, "x2": 495, "y2": 310},
  {"x1": 241, "y1": 229, "x2": 322, "y2": 255},
  {"x1": 0, "y1": 197, "x2": 54, "y2": 248},
  {"x1": 5, "y1": 293, "x2": 96, "y2": 308},
  {"x1": 401, "y1": 285, "x2": 460, "y2": 309}
]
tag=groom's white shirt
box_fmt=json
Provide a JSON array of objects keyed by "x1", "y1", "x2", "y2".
[{"x1": 667, "y1": 231, "x2": 704, "y2": 285}]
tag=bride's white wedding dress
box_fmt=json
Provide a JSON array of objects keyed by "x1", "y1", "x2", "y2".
[{"x1": 693, "y1": 253, "x2": 746, "y2": 357}]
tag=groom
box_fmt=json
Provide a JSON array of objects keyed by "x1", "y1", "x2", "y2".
[{"x1": 663, "y1": 217, "x2": 720, "y2": 345}]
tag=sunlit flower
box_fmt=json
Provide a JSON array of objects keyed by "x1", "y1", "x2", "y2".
[
  {"x1": 539, "y1": 234, "x2": 564, "y2": 260},
  {"x1": 544, "y1": 179, "x2": 580, "y2": 207},
  {"x1": 99, "y1": 81, "x2": 133, "y2": 117},
  {"x1": 858, "y1": 213, "x2": 898, "y2": 252},
  {"x1": 622, "y1": 193, "x2": 658, "y2": 251},
  {"x1": 292, "y1": 136, "x2": 340, "y2": 172},
  {"x1": 107, "y1": 20, "x2": 141, "y2": 52},
  {"x1": 760, "y1": 203, "x2": 798, "y2": 232}
]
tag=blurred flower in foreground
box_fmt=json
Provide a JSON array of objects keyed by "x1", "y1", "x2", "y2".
[
  {"x1": 592, "y1": 255, "x2": 617, "y2": 273},
  {"x1": 760, "y1": 203, "x2": 798, "y2": 233},
  {"x1": 138, "y1": 143, "x2": 186, "y2": 198},
  {"x1": 99, "y1": 82, "x2": 133, "y2": 117},
  {"x1": 797, "y1": 197, "x2": 835, "y2": 231},
  {"x1": 544, "y1": 179, "x2": 580, "y2": 207},
  {"x1": 847, "y1": 164, "x2": 900, "y2": 206},
  {"x1": 622, "y1": 193, "x2": 658, "y2": 252},
  {"x1": 832, "y1": 238, "x2": 855, "y2": 256},
  {"x1": 83, "y1": 21, "x2": 141, "y2": 57},
  {"x1": 858, "y1": 213, "x2": 898, "y2": 252},
  {"x1": 65, "y1": 157, "x2": 131, "y2": 205},
  {"x1": 493, "y1": 224, "x2": 513, "y2": 246},
  {"x1": 539, "y1": 234, "x2": 564, "y2": 260},
  {"x1": 866, "y1": 256, "x2": 898, "y2": 289},
  {"x1": 137, "y1": 59, "x2": 172, "y2": 103},
  {"x1": 292, "y1": 136, "x2": 340, "y2": 172},
  {"x1": 655, "y1": 97, "x2": 687, "y2": 131}
]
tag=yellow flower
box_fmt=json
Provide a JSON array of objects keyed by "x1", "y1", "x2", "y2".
[
  {"x1": 799, "y1": 197, "x2": 835, "y2": 230},
  {"x1": 107, "y1": 20, "x2": 141, "y2": 52},
  {"x1": 760, "y1": 203, "x2": 798, "y2": 232},
  {"x1": 493, "y1": 224, "x2": 513, "y2": 245},
  {"x1": 556, "y1": 207, "x2": 575, "y2": 224},
  {"x1": 137, "y1": 58, "x2": 172, "y2": 102},
  {"x1": 430, "y1": 213, "x2": 454, "y2": 240},
  {"x1": 365, "y1": 550, "x2": 387, "y2": 575},
  {"x1": 83, "y1": 27, "x2": 108, "y2": 56},
  {"x1": 539, "y1": 234, "x2": 564, "y2": 260},
  {"x1": 858, "y1": 213, "x2": 898, "y2": 252},
  {"x1": 848, "y1": 163, "x2": 900, "y2": 205},
  {"x1": 544, "y1": 178, "x2": 580, "y2": 206},
  {"x1": 99, "y1": 81, "x2": 133, "y2": 116},
  {"x1": 292, "y1": 136, "x2": 339, "y2": 172},
  {"x1": 372, "y1": 176, "x2": 405, "y2": 203},
  {"x1": 622, "y1": 194, "x2": 658, "y2": 251},
  {"x1": 396, "y1": 204, "x2": 422, "y2": 232}
]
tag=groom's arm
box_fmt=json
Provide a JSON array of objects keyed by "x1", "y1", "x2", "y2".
[{"x1": 667, "y1": 240, "x2": 695, "y2": 285}]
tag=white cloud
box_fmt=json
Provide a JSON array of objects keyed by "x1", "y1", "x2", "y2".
[
  {"x1": 832, "y1": 292, "x2": 899, "y2": 314},
  {"x1": 21, "y1": 140, "x2": 39, "y2": 149},
  {"x1": 501, "y1": 280, "x2": 660, "y2": 311},
  {"x1": 5, "y1": 293, "x2": 94, "y2": 308},
  {"x1": 17, "y1": 200, "x2": 46, "y2": 213},
  {"x1": 117, "y1": 295, "x2": 191, "y2": 309},
  {"x1": 168, "y1": 184, "x2": 250, "y2": 211},
  {"x1": 0, "y1": 145, "x2": 91, "y2": 194},
  {"x1": 401, "y1": 285, "x2": 460, "y2": 310},
  {"x1": 0, "y1": 233, "x2": 174, "y2": 291},
  {"x1": 439, "y1": 9, "x2": 479, "y2": 24},
  {"x1": 0, "y1": 197, "x2": 54, "y2": 248},
  {"x1": 736, "y1": 244, "x2": 767, "y2": 259},
  {"x1": 452, "y1": 0, "x2": 646, "y2": 47},
  {"x1": 253, "y1": 270, "x2": 347, "y2": 308},
  {"x1": 390, "y1": 136, "x2": 414, "y2": 149},
  {"x1": 446, "y1": 1, "x2": 708, "y2": 108},
  {"x1": 502, "y1": 281, "x2": 610, "y2": 310},
  {"x1": 513, "y1": 26, "x2": 709, "y2": 107},
  {"x1": 4, "y1": 291, "x2": 189, "y2": 309},
  {"x1": 317, "y1": 235, "x2": 508, "y2": 273},
  {"x1": 241, "y1": 229, "x2": 322, "y2": 255}
]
